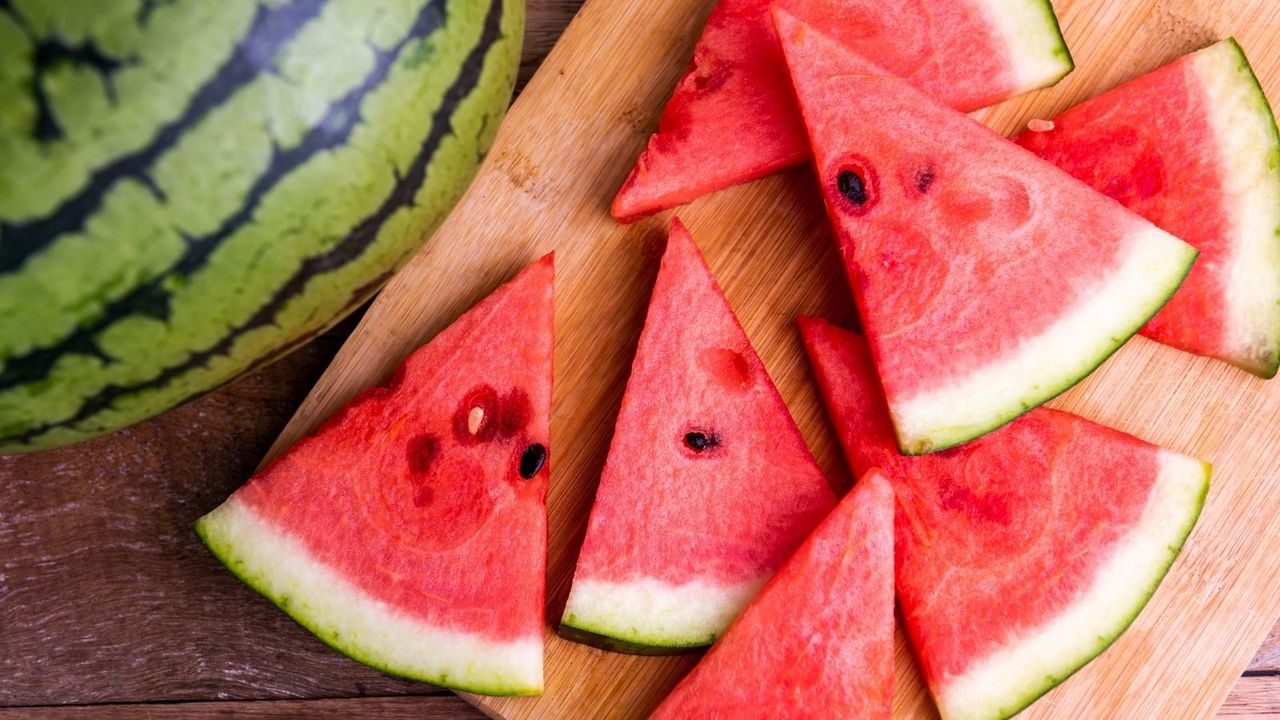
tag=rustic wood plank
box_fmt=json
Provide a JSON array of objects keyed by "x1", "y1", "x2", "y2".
[
  {"x1": 1250, "y1": 623, "x2": 1280, "y2": 674},
  {"x1": 1220, "y1": 675, "x2": 1280, "y2": 718},
  {"x1": 251, "y1": 0, "x2": 1280, "y2": 719},
  {"x1": 2, "y1": 678, "x2": 1276, "y2": 720},
  {"x1": 0, "y1": 696, "x2": 473, "y2": 720},
  {"x1": 0, "y1": 331, "x2": 440, "y2": 706},
  {"x1": 520, "y1": 1, "x2": 584, "y2": 93}
]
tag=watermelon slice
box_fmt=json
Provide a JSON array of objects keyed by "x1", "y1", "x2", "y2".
[
  {"x1": 560, "y1": 219, "x2": 836, "y2": 652},
  {"x1": 610, "y1": 0, "x2": 1073, "y2": 221},
  {"x1": 1017, "y1": 39, "x2": 1280, "y2": 378},
  {"x1": 650, "y1": 468, "x2": 893, "y2": 719},
  {"x1": 776, "y1": 10, "x2": 1199, "y2": 454},
  {"x1": 799, "y1": 317, "x2": 1209, "y2": 720},
  {"x1": 195, "y1": 256, "x2": 554, "y2": 696}
]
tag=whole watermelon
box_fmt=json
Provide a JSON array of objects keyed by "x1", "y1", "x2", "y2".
[{"x1": 0, "y1": 0, "x2": 524, "y2": 452}]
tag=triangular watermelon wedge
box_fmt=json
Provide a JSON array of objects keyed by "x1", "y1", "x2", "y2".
[
  {"x1": 1017, "y1": 38, "x2": 1280, "y2": 378},
  {"x1": 799, "y1": 317, "x2": 1209, "y2": 720},
  {"x1": 560, "y1": 219, "x2": 836, "y2": 652},
  {"x1": 195, "y1": 256, "x2": 554, "y2": 696},
  {"x1": 650, "y1": 468, "x2": 894, "y2": 719},
  {"x1": 776, "y1": 9, "x2": 1200, "y2": 454},
  {"x1": 611, "y1": 0, "x2": 1073, "y2": 221}
]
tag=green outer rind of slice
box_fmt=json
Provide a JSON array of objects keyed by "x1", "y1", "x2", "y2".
[
  {"x1": 935, "y1": 455, "x2": 1211, "y2": 720},
  {"x1": 1208, "y1": 38, "x2": 1280, "y2": 378},
  {"x1": 1037, "y1": 0, "x2": 1075, "y2": 77},
  {"x1": 555, "y1": 622, "x2": 706, "y2": 656},
  {"x1": 194, "y1": 499, "x2": 542, "y2": 696},
  {"x1": 983, "y1": 0, "x2": 1074, "y2": 92},
  {"x1": 894, "y1": 236, "x2": 1198, "y2": 456}
]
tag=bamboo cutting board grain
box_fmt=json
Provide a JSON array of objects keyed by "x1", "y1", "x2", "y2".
[{"x1": 264, "y1": 0, "x2": 1280, "y2": 717}]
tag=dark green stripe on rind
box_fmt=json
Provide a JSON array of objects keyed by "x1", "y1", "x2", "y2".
[
  {"x1": 982, "y1": 461, "x2": 1210, "y2": 720},
  {"x1": 0, "y1": 0, "x2": 522, "y2": 451},
  {"x1": 557, "y1": 622, "x2": 710, "y2": 656},
  {"x1": 0, "y1": 0, "x2": 450, "y2": 393},
  {"x1": 0, "y1": 0, "x2": 327, "y2": 273},
  {"x1": 28, "y1": 36, "x2": 132, "y2": 142},
  {"x1": 1221, "y1": 37, "x2": 1280, "y2": 379}
]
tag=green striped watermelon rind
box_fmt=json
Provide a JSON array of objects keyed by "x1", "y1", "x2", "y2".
[
  {"x1": 0, "y1": 0, "x2": 524, "y2": 453},
  {"x1": 934, "y1": 454, "x2": 1210, "y2": 720},
  {"x1": 195, "y1": 496, "x2": 544, "y2": 696},
  {"x1": 984, "y1": 0, "x2": 1074, "y2": 93},
  {"x1": 1207, "y1": 38, "x2": 1280, "y2": 378}
]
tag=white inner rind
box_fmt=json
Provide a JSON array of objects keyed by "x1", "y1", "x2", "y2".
[
  {"x1": 196, "y1": 497, "x2": 543, "y2": 695},
  {"x1": 892, "y1": 226, "x2": 1197, "y2": 453},
  {"x1": 1193, "y1": 40, "x2": 1280, "y2": 375},
  {"x1": 561, "y1": 576, "x2": 765, "y2": 648},
  {"x1": 980, "y1": 0, "x2": 1073, "y2": 90},
  {"x1": 934, "y1": 450, "x2": 1210, "y2": 720}
]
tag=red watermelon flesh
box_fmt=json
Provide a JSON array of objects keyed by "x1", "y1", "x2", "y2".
[
  {"x1": 650, "y1": 468, "x2": 893, "y2": 720},
  {"x1": 560, "y1": 219, "x2": 836, "y2": 652},
  {"x1": 776, "y1": 9, "x2": 1199, "y2": 454},
  {"x1": 195, "y1": 256, "x2": 554, "y2": 696},
  {"x1": 610, "y1": 0, "x2": 1073, "y2": 221},
  {"x1": 799, "y1": 317, "x2": 1209, "y2": 720},
  {"x1": 1017, "y1": 39, "x2": 1280, "y2": 378}
]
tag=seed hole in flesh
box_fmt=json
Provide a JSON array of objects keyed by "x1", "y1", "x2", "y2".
[
  {"x1": 684, "y1": 431, "x2": 720, "y2": 453},
  {"x1": 519, "y1": 443, "x2": 547, "y2": 479},
  {"x1": 497, "y1": 388, "x2": 532, "y2": 438},
  {"x1": 413, "y1": 485, "x2": 434, "y2": 509},
  {"x1": 838, "y1": 170, "x2": 867, "y2": 205},
  {"x1": 700, "y1": 347, "x2": 752, "y2": 393},
  {"x1": 915, "y1": 169, "x2": 934, "y2": 193},
  {"x1": 406, "y1": 434, "x2": 441, "y2": 474}
]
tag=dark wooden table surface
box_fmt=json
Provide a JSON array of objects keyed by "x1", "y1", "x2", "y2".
[{"x1": 2, "y1": 2, "x2": 1278, "y2": 718}]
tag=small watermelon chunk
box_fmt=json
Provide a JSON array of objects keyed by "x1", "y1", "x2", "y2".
[
  {"x1": 560, "y1": 219, "x2": 836, "y2": 652},
  {"x1": 1017, "y1": 39, "x2": 1280, "y2": 378},
  {"x1": 799, "y1": 317, "x2": 1209, "y2": 720},
  {"x1": 650, "y1": 469, "x2": 894, "y2": 720},
  {"x1": 195, "y1": 256, "x2": 554, "y2": 696},
  {"x1": 611, "y1": 0, "x2": 1073, "y2": 221},
  {"x1": 776, "y1": 10, "x2": 1199, "y2": 453}
]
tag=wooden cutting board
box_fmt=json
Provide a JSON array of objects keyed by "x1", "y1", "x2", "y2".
[{"x1": 264, "y1": 0, "x2": 1280, "y2": 717}]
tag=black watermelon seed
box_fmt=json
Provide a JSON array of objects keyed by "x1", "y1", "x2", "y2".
[
  {"x1": 837, "y1": 170, "x2": 867, "y2": 205},
  {"x1": 915, "y1": 169, "x2": 934, "y2": 193},
  {"x1": 519, "y1": 443, "x2": 547, "y2": 479},
  {"x1": 684, "y1": 431, "x2": 720, "y2": 452}
]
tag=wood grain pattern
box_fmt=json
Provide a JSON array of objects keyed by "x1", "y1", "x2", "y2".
[
  {"x1": 1221, "y1": 676, "x2": 1280, "y2": 719},
  {"x1": 260, "y1": 0, "x2": 1280, "y2": 718},
  {"x1": 2, "y1": 1, "x2": 1279, "y2": 718},
  {"x1": 1251, "y1": 624, "x2": 1280, "y2": 673},
  {"x1": 0, "y1": 331, "x2": 437, "y2": 706},
  {"x1": 0, "y1": 696, "x2": 474, "y2": 719}
]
